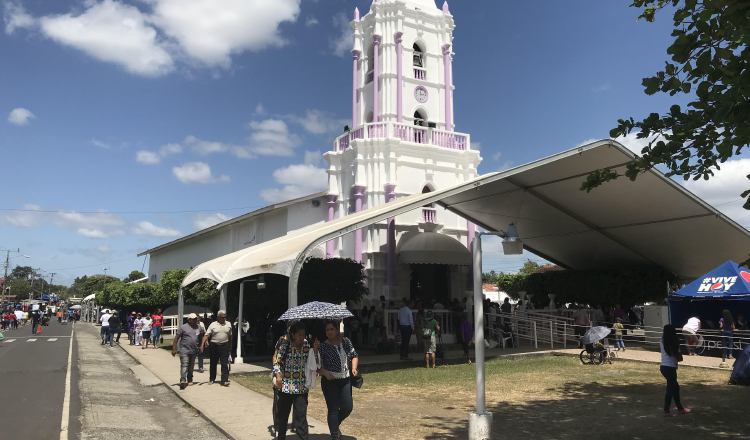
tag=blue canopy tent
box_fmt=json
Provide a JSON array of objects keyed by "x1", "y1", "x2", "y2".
[{"x1": 669, "y1": 261, "x2": 750, "y2": 329}]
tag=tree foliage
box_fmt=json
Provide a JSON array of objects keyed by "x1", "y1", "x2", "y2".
[
  {"x1": 583, "y1": 1, "x2": 750, "y2": 208},
  {"x1": 90, "y1": 269, "x2": 216, "y2": 310},
  {"x1": 124, "y1": 270, "x2": 146, "y2": 282},
  {"x1": 298, "y1": 258, "x2": 368, "y2": 305}
]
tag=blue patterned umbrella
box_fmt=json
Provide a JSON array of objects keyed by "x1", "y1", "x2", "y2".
[{"x1": 278, "y1": 301, "x2": 353, "y2": 321}]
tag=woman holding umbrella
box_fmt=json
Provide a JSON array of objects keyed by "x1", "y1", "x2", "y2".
[
  {"x1": 319, "y1": 320, "x2": 359, "y2": 440},
  {"x1": 273, "y1": 320, "x2": 319, "y2": 440}
]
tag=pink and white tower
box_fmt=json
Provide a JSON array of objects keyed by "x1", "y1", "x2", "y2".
[{"x1": 324, "y1": 0, "x2": 482, "y2": 304}]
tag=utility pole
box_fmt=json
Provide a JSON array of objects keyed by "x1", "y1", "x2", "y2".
[{"x1": 49, "y1": 272, "x2": 56, "y2": 299}]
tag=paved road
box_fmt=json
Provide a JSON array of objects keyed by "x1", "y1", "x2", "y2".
[{"x1": 0, "y1": 319, "x2": 76, "y2": 439}]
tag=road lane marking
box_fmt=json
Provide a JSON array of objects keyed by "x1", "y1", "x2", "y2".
[
  {"x1": 48, "y1": 338, "x2": 58, "y2": 342},
  {"x1": 60, "y1": 325, "x2": 74, "y2": 440},
  {"x1": 27, "y1": 339, "x2": 37, "y2": 342},
  {"x1": 5, "y1": 339, "x2": 15, "y2": 343}
]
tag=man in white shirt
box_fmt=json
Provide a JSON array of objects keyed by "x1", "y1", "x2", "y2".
[
  {"x1": 202, "y1": 310, "x2": 233, "y2": 385},
  {"x1": 100, "y1": 309, "x2": 112, "y2": 345},
  {"x1": 398, "y1": 299, "x2": 414, "y2": 360}
]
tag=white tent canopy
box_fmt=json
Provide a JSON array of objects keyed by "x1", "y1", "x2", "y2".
[
  {"x1": 82, "y1": 294, "x2": 96, "y2": 302},
  {"x1": 181, "y1": 140, "x2": 750, "y2": 306}
]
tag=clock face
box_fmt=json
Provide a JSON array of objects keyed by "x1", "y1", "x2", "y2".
[{"x1": 414, "y1": 86, "x2": 429, "y2": 103}]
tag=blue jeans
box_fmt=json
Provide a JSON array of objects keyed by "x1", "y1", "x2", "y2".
[
  {"x1": 104, "y1": 327, "x2": 113, "y2": 345},
  {"x1": 321, "y1": 378, "x2": 353, "y2": 436},
  {"x1": 615, "y1": 336, "x2": 625, "y2": 349},
  {"x1": 100, "y1": 326, "x2": 108, "y2": 342},
  {"x1": 151, "y1": 326, "x2": 162, "y2": 345},
  {"x1": 723, "y1": 331, "x2": 733, "y2": 360}
]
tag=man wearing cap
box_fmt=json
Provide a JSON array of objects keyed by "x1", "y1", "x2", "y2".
[
  {"x1": 201, "y1": 310, "x2": 233, "y2": 386},
  {"x1": 172, "y1": 313, "x2": 205, "y2": 390}
]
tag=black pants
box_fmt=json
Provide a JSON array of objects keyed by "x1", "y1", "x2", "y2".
[
  {"x1": 276, "y1": 392, "x2": 308, "y2": 440},
  {"x1": 321, "y1": 378, "x2": 353, "y2": 436},
  {"x1": 209, "y1": 343, "x2": 230, "y2": 383},
  {"x1": 399, "y1": 325, "x2": 412, "y2": 358},
  {"x1": 660, "y1": 365, "x2": 683, "y2": 411}
]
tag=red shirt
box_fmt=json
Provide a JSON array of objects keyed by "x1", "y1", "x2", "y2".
[{"x1": 152, "y1": 314, "x2": 163, "y2": 328}]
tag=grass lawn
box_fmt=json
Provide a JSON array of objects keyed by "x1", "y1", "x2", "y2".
[{"x1": 235, "y1": 355, "x2": 749, "y2": 440}]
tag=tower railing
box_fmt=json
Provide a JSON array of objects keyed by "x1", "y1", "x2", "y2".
[{"x1": 334, "y1": 122, "x2": 470, "y2": 152}]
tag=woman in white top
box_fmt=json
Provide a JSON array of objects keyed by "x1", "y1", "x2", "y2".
[
  {"x1": 134, "y1": 313, "x2": 144, "y2": 346},
  {"x1": 660, "y1": 324, "x2": 690, "y2": 416},
  {"x1": 141, "y1": 314, "x2": 153, "y2": 349}
]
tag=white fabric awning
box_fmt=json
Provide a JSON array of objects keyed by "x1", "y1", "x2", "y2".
[
  {"x1": 182, "y1": 139, "x2": 750, "y2": 289},
  {"x1": 82, "y1": 294, "x2": 96, "y2": 302},
  {"x1": 398, "y1": 232, "x2": 471, "y2": 265}
]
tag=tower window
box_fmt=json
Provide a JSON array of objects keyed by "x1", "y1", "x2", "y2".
[
  {"x1": 412, "y1": 43, "x2": 424, "y2": 68},
  {"x1": 413, "y1": 110, "x2": 427, "y2": 127}
]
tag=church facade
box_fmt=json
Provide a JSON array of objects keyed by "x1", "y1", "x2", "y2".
[{"x1": 140, "y1": 0, "x2": 481, "y2": 314}]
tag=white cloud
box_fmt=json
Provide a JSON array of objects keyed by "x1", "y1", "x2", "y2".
[
  {"x1": 185, "y1": 135, "x2": 229, "y2": 155},
  {"x1": 172, "y1": 162, "x2": 230, "y2": 184},
  {"x1": 159, "y1": 143, "x2": 182, "y2": 156},
  {"x1": 7, "y1": 107, "x2": 35, "y2": 126},
  {"x1": 304, "y1": 150, "x2": 322, "y2": 166},
  {"x1": 330, "y1": 13, "x2": 352, "y2": 57},
  {"x1": 254, "y1": 103, "x2": 267, "y2": 115},
  {"x1": 680, "y1": 158, "x2": 750, "y2": 227},
  {"x1": 248, "y1": 119, "x2": 300, "y2": 156},
  {"x1": 135, "y1": 150, "x2": 161, "y2": 165},
  {"x1": 77, "y1": 228, "x2": 110, "y2": 239},
  {"x1": 0, "y1": 203, "x2": 42, "y2": 227},
  {"x1": 92, "y1": 139, "x2": 113, "y2": 150},
  {"x1": 133, "y1": 220, "x2": 180, "y2": 237},
  {"x1": 150, "y1": 0, "x2": 301, "y2": 67},
  {"x1": 193, "y1": 213, "x2": 230, "y2": 230},
  {"x1": 260, "y1": 163, "x2": 327, "y2": 202},
  {"x1": 3, "y1": 2, "x2": 35, "y2": 34},
  {"x1": 290, "y1": 109, "x2": 347, "y2": 135},
  {"x1": 38, "y1": 0, "x2": 174, "y2": 77},
  {"x1": 56, "y1": 210, "x2": 125, "y2": 238},
  {"x1": 305, "y1": 16, "x2": 319, "y2": 27}
]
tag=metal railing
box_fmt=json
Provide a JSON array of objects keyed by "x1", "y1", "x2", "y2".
[
  {"x1": 413, "y1": 67, "x2": 426, "y2": 80},
  {"x1": 334, "y1": 122, "x2": 470, "y2": 151}
]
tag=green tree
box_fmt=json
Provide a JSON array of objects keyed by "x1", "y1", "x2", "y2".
[
  {"x1": 298, "y1": 258, "x2": 368, "y2": 304},
  {"x1": 124, "y1": 270, "x2": 146, "y2": 282},
  {"x1": 583, "y1": 1, "x2": 750, "y2": 208},
  {"x1": 519, "y1": 260, "x2": 543, "y2": 276}
]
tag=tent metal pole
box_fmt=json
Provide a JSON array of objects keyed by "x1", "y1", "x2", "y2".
[
  {"x1": 469, "y1": 233, "x2": 493, "y2": 439},
  {"x1": 177, "y1": 288, "x2": 184, "y2": 326},
  {"x1": 219, "y1": 285, "x2": 227, "y2": 311},
  {"x1": 236, "y1": 282, "x2": 245, "y2": 362}
]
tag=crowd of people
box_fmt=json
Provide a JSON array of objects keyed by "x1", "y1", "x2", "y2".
[{"x1": 98, "y1": 308, "x2": 164, "y2": 348}]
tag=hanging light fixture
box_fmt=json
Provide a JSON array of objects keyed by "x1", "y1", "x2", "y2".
[{"x1": 501, "y1": 223, "x2": 523, "y2": 255}]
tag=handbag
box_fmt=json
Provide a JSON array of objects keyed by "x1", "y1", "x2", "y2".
[{"x1": 350, "y1": 370, "x2": 363, "y2": 388}]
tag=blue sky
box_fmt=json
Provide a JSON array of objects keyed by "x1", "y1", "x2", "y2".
[{"x1": 1, "y1": 0, "x2": 748, "y2": 285}]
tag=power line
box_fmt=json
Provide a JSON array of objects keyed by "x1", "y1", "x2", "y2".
[{"x1": 0, "y1": 205, "x2": 262, "y2": 215}]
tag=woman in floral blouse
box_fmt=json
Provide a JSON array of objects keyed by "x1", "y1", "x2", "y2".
[
  {"x1": 272, "y1": 320, "x2": 319, "y2": 440},
  {"x1": 319, "y1": 320, "x2": 359, "y2": 440}
]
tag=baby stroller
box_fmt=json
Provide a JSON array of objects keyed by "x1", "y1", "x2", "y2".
[{"x1": 579, "y1": 326, "x2": 614, "y2": 365}]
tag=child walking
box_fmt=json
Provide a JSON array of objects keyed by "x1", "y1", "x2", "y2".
[{"x1": 660, "y1": 324, "x2": 691, "y2": 416}]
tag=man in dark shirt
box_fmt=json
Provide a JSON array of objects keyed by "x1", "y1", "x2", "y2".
[{"x1": 108, "y1": 312, "x2": 121, "y2": 347}]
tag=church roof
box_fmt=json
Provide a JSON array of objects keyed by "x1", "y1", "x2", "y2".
[
  {"x1": 372, "y1": 0, "x2": 442, "y2": 14},
  {"x1": 137, "y1": 191, "x2": 326, "y2": 257}
]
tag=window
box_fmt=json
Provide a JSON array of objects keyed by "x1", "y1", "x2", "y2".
[
  {"x1": 413, "y1": 109, "x2": 427, "y2": 127},
  {"x1": 412, "y1": 43, "x2": 424, "y2": 67}
]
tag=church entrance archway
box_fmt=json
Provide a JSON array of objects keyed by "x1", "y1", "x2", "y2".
[{"x1": 409, "y1": 264, "x2": 451, "y2": 307}]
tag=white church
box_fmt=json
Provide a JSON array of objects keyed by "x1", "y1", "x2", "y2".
[{"x1": 140, "y1": 0, "x2": 480, "y2": 314}]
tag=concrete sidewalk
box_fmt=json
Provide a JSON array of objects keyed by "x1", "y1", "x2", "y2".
[
  {"x1": 553, "y1": 347, "x2": 737, "y2": 370},
  {"x1": 118, "y1": 335, "x2": 330, "y2": 440}
]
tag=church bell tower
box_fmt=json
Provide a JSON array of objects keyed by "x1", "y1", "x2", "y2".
[{"x1": 324, "y1": 0, "x2": 481, "y2": 300}]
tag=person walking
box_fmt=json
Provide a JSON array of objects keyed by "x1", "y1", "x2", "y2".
[
  {"x1": 127, "y1": 312, "x2": 137, "y2": 345},
  {"x1": 719, "y1": 309, "x2": 736, "y2": 363},
  {"x1": 273, "y1": 320, "x2": 318, "y2": 440},
  {"x1": 422, "y1": 311, "x2": 440, "y2": 369},
  {"x1": 613, "y1": 318, "x2": 625, "y2": 351},
  {"x1": 134, "y1": 313, "x2": 144, "y2": 346},
  {"x1": 682, "y1": 316, "x2": 701, "y2": 356},
  {"x1": 459, "y1": 314, "x2": 473, "y2": 363},
  {"x1": 398, "y1": 299, "x2": 414, "y2": 360},
  {"x1": 141, "y1": 314, "x2": 153, "y2": 349},
  {"x1": 172, "y1": 313, "x2": 205, "y2": 390},
  {"x1": 660, "y1": 324, "x2": 690, "y2": 416},
  {"x1": 318, "y1": 320, "x2": 358, "y2": 440},
  {"x1": 108, "y1": 312, "x2": 121, "y2": 347},
  {"x1": 271, "y1": 333, "x2": 290, "y2": 436},
  {"x1": 100, "y1": 309, "x2": 112, "y2": 345},
  {"x1": 151, "y1": 308, "x2": 163, "y2": 348},
  {"x1": 202, "y1": 310, "x2": 233, "y2": 386}
]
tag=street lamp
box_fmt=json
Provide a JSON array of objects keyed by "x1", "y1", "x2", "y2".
[{"x1": 469, "y1": 225, "x2": 524, "y2": 440}]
